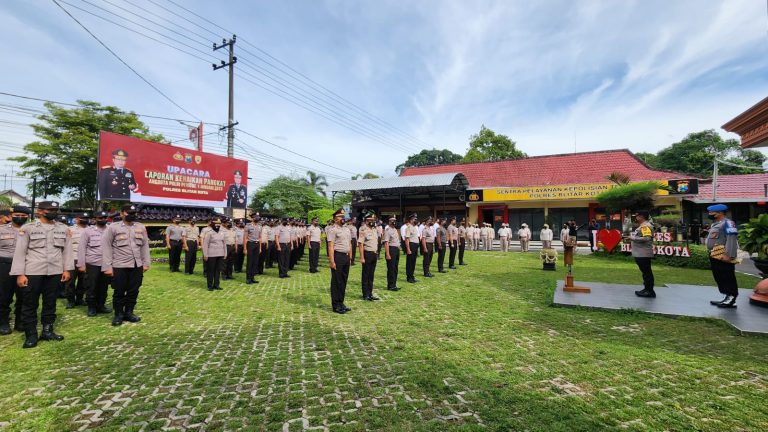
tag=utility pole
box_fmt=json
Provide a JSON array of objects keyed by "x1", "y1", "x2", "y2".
[
  {"x1": 712, "y1": 158, "x2": 718, "y2": 202},
  {"x1": 213, "y1": 35, "x2": 237, "y2": 158},
  {"x1": 31, "y1": 177, "x2": 37, "y2": 221}
]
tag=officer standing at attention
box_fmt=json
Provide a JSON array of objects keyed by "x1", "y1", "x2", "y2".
[
  {"x1": 458, "y1": 219, "x2": 468, "y2": 265},
  {"x1": 233, "y1": 219, "x2": 245, "y2": 273},
  {"x1": 11, "y1": 201, "x2": 73, "y2": 348},
  {"x1": 447, "y1": 217, "x2": 459, "y2": 269},
  {"x1": 421, "y1": 216, "x2": 435, "y2": 278},
  {"x1": 276, "y1": 218, "x2": 292, "y2": 278},
  {"x1": 256, "y1": 218, "x2": 268, "y2": 275},
  {"x1": 629, "y1": 211, "x2": 656, "y2": 298},
  {"x1": 182, "y1": 218, "x2": 199, "y2": 275},
  {"x1": 202, "y1": 218, "x2": 227, "y2": 291},
  {"x1": 221, "y1": 218, "x2": 236, "y2": 280},
  {"x1": 0, "y1": 205, "x2": 31, "y2": 335},
  {"x1": 706, "y1": 204, "x2": 740, "y2": 308},
  {"x1": 383, "y1": 216, "x2": 401, "y2": 291},
  {"x1": 347, "y1": 218, "x2": 358, "y2": 265},
  {"x1": 97, "y1": 149, "x2": 138, "y2": 200},
  {"x1": 165, "y1": 215, "x2": 184, "y2": 273},
  {"x1": 264, "y1": 219, "x2": 276, "y2": 269},
  {"x1": 328, "y1": 208, "x2": 352, "y2": 313},
  {"x1": 307, "y1": 217, "x2": 322, "y2": 273},
  {"x1": 101, "y1": 204, "x2": 150, "y2": 327},
  {"x1": 65, "y1": 212, "x2": 88, "y2": 309},
  {"x1": 498, "y1": 223, "x2": 511, "y2": 252},
  {"x1": 289, "y1": 220, "x2": 300, "y2": 270},
  {"x1": 404, "y1": 214, "x2": 420, "y2": 283},
  {"x1": 358, "y1": 210, "x2": 380, "y2": 301},
  {"x1": 243, "y1": 212, "x2": 261, "y2": 284},
  {"x1": 77, "y1": 211, "x2": 112, "y2": 317},
  {"x1": 199, "y1": 219, "x2": 214, "y2": 278},
  {"x1": 436, "y1": 218, "x2": 448, "y2": 273}
]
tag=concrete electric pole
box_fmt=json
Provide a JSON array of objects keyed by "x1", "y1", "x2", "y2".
[{"x1": 213, "y1": 35, "x2": 238, "y2": 158}]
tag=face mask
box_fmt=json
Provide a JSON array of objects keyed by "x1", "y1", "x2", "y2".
[
  {"x1": 213, "y1": 225, "x2": 221, "y2": 232},
  {"x1": 368, "y1": 221, "x2": 375, "y2": 226},
  {"x1": 12, "y1": 216, "x2": 28, "y2": 226},
  {"x1": 707, "y1": 214, "x2": 716, "y2": 221},
  {"x1": 124, "y1": 213, "x2": 137, "y2": 222},
  {"x1": 41, "y1": 211, "x2": 58, "y2": 221},
  {"x1": 79, "y1": 220, "x2": 89, "y2": 226},
  {"x1": 96, "y1": 219, "x2": 107, "y2": 226},
  {"x1": 282, "y1": 222, "x2": 287, "y2": 226}
]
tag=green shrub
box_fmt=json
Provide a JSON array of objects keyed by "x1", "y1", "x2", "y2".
[
  {"x1": 739, "y1": 213, "x2": 768, "y2": 260},
  {"x1": 307, "y1": 208, "x2": 335, "y2": 224},
  {"x1": 596, "y1": 181, "x2": 663, "y2": 212}
]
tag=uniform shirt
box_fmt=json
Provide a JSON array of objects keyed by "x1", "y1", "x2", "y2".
[
  {"x1": 221, "y1": 226, "x2": 237, "y2": 245},
  {"x1": 10, "y1": 220, "x2": 74, "y2": 276},
  {"x1": 183, "y1": 225, "x2": 199, "y2": 242},
  {"x1": 498, "y1": 227, "x2": 511, "y2": 238},
  {"x1": 540, "y1": 228, "x2": 554, "y2": 241},
  {"x1": 77, "y1": 225, "x2": 107, "y2": 266},
  {"x1": 448, "y1": 225, "x2": 459, "y2": 243},
  {"x1": 406, "y1": 224, "x2": 420, "y2": 243},
  {"x1": 437, "y1": 225, "x2": 448, "y2": 245},
  {"x1": 260, "y1": 225, "x2": 270, "y2": 243},
  {"x1": 707, "y1": 218, "x2": 739, "y2": 258},
  {"x1": 560, "y1": 228, "x2": 570, "y2": 241},
  {"x1": 245, "y1": 223, "x2": 261, "y2": 242},
  {"x1": 422, "y1": 224, "x2": 435, "y2": 243},
  {"x1": 400, "y1": 223, "x2": 408, "y2": 240},
  {"x1": 358, "y1": 224, "x2": 379, "y2": 252},
  {"x1": 69, "y1": 224, "x2": 86, "y2": 256},
  {"x1": 347, "y1": 224, "x2": 358, "y2": 240},
  {"x1": 328, "y1": 224, "x2": 352, "y2": 253},
  {"x1": 290, "y1": 226, "x2": 299, "y2": 242},
  {"x1": 234, "y1": 227, "x2": 245, "y2": 245},
  {"x1": 101, "y1": 221, "x2": 151, "y2": 272},
  {"x1": 308, "y1": 225, "x2": 322, "y2": 242},
  {"x1": 324, "y1": 224, "x2": 333, "y2": 240},
  {"x1": 272, "y1": 226, "x2": 280, "y2": 242},
  {"x1": 459, "y1": 225, "x2": 467, "y2": 240},
  {"x1": 166, "y1": 224, "x2": 184, "y2": 241},
  {"x1": 473, "y1": 227, "x2": 480, "y2": 239},
  {"x1": 0, "y1": 223, "x2": 21, "y2": 259},
  {"x1": 199, "y1": 226, "x2": 213, "y2": 244},
  {"x1": 383, "y1": 225, "x2": 401, "y2": 248},
  {"x1": 97, "y1": 165, "x2": 138, "y2": 199},
  {"x1": 277, "y1": 224, "x2": 291, "y2": 243},
  {"x1": 630, "y1": 221, "x2": 654, "y2": 258},
  {"x1": 517, "y1": 228, "x2": 531, "y2": 239},
  {"x1": 202, "y1": 229, "x2": 227, "y2": 258}
]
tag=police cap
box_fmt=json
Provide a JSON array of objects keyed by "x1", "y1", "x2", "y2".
[
  {"x1": 0, "y1": 206, "x2": 9, "y2": 216},
  {"x1": 11, "y1": 206, "x2": 32, "y2": 215},
  {"x1": 112, "y1": 149, "x2": 128, "y2": 160},
  {"x1": 38, "y1": 201, "x2": 60, "y2": 210},
  {"x1": 707, "y1": 204, "x2": 728, "y2": 213},
  {"x1": 121, "y1": 204, "x2": 137, "y2": 213},
  {"x1": 333, "y1": 208, "x2": 345, "y2": 218},
  {"x1": 94, "y1": 211, "x2": 109, "y2": 218}
]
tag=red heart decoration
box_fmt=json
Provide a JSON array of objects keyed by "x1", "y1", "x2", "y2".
[{"x1": 598, "y1": 229, "x2": 622, "y2": 253}]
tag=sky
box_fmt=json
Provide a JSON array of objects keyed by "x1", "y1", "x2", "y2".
[{"x1": 1, "y1": 0, "x2": 768, "y2": 198}]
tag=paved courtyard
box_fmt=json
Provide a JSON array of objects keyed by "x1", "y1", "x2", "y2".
[{"x1": 0, "y1": 251, "x2": 765, "y2": 431}]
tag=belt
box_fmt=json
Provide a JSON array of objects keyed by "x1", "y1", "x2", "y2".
[
  {"x1": 0, "y1": 256, "x2": 12, "y2": 264},
  {"x1": 171, "y1": 239, "x2": 182, "y2": 242}
]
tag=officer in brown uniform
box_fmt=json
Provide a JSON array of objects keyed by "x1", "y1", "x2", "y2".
[
  {"x1": 182, "y1": 218, "x2": 199, "y2": 275},
  {"x1": 221, "y1": 218, "x2": 237, "y2": 280},
  {"x1": 436, "y1": 218, "x2": 448, "y2": 273},
  {"x1": 64, "y1": 212, "x2": 89, "y2": 309},
  {"x1": 243, "y1": 212, "x2": 262, "y2": 284},
  {"x1": 0, "y1": 205, "x2": 30, "y2": 335},
  {"x1": 11, "y1": 201, "x2": 73, "y2": 348},
  {"x1": 307, "y1": 217, "x2": 322, "y2": 273},
  {"x1": 347, "y1": 217, "x2": 358, "y2": 265},
  {"x1": 202, "y1": 218, "x2": 227, "y2": 291},
  {"x1": 77, "y1": 211, "x2": 112, "y2": 317},
  {"x1": 358, "y1": 210, "x2": 380, "y2": 301},
  {"x1": 102, "y1": 204, "x2": 151, "y2": 326},
  {"x1": 421, "y1": 216, "x2": 435, "y2": 277},
  {"x1": 447, "y1": 217, "x2": 459, "y2": 269},
  {"x1": 383, "y1": 216, "x2": 401, "y2": 291},
  {"x1": 458, "y1": 218, "x2": 468, "y2": 266},
  {"x1": 165, "y1": 214, "x2": 184, "y2": 272},
  {"x1": 404, "y1": 214, "x2": 420, "y2": 283},
  {"x1": 328, "y1": 209, "x2": 352, "y2": 313},
  {"x1": 275, "y1": 218, "x2": 292, "y2": 278}
]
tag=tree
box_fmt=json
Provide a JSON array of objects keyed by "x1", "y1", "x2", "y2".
[
  {"x1": 0, "y1": 196, "x2": 13, "y2": 206},
  {"x1": 395, "y1": 148, "x2": 463, "y2": 173},
  {"x1": 10, "y1": 101, "x2": 164, "y2": 209},
  {"x1": 304, "y1": 170, "x2": 328, "y2": 196},
  {"x1": 654, "y1": 130, "x2": 765, "y2": 176},
  {"x1": 249, "y1": 176, "x2": 329, "y2": 218},
  {"x1": 634, "y1": 152, "x2": 658, "y2": 167},
  {"x1": 351, "y1": 173, "x2": 380, "y2": 180},
  {"x1": 463, "y1": 125, "x2": 526, "y2": 163}
]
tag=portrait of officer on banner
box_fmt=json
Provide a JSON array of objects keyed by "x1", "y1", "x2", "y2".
[
  {"x1": 226, "y1": 170, "x2": 247, "y2": 208},
  {"x1": 97, "y1": 149, "x2": 139, "y2": 200}
]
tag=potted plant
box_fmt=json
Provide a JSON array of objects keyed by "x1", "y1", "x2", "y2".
[{"x1": 739, "y1": 213, "x2": 768, "y2": 277}]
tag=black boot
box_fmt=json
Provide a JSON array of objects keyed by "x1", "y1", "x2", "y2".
[
  {"x1": 87, "y1": 308, "x2": 98, "y2": 317},
  {"x1": 14, "y1": 320, "x2": 23, "y2": 332},
  {"x1": 123, "y1": 308, "x2": 141, "y2": 323},
  {"x1": 75, "y1": 296, "x2": 85, "y2": 306},
  {"x1": 112, "y1": 313, "x2": 123, "y2": 326},
  {"x1": 97, "y1": 305, "x2": 113, "y2": 314},
  {"x1": 65, "y1": 299, "x2": 75, "y2": 309},
  {"x1": 717, "y1": 295, "x2": 738, "y2": 308},
  {"x1": 23, "y1": 328, "x2": 38, "y2": 349},
  {"x1": 40, "y1": 324, "x2": 64, "y2": 341},
  {"x1": 0, "y1": 322, "x2": 11, "y2": 336},
  {"x1": 634, "y1": 288, "x2": 656, "y2": 298},
  {"x1": 710, "y1": 295, "x2": 730, "y2": 306}
]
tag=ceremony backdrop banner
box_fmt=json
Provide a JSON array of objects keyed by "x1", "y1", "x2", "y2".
[{"x1": 97, "y1": 131, "x2": 248, "y2": 207}]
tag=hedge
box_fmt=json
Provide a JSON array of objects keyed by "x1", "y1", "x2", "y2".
[
  {"x1": 308, "y1": 208, "x2": 336, "y2": 224},
  {"x1": 592, "y1": 243, "x2": 710, "y2": 269}
]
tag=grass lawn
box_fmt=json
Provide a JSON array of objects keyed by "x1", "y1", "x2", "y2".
[{"x1": 0, "y1": 249, "x2": 765, "y2": 431}]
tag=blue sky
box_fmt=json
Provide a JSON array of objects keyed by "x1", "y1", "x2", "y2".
[{"x1": 1, "y1": 0, "x2": 767, "y2": 196}]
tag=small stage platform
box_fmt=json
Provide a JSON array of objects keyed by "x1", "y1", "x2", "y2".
[{"x1": 553, "y1": 281, "x2": 768, "y2": 335}]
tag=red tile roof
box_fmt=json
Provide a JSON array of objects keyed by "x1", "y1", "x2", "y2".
[
  {"x1": 696, "y1": 173, "x2": 768, "y2": 200},
  {"x1": 399, "y1": 149, "x2": 685, "y2": 187}
]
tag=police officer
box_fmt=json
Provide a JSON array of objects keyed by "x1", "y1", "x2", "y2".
[
  {"x1": 404, "y1": 214, "x2": 420, "y2": 283},
  {"x1": 182, "y1": 218, "x2": 199, "y2": 274},
  {"x1": 347, "y1": 218, "x2": 358, "y2": 265},
  {"x1": 226, "y1": 170, "x2": 248, "y2": 208},
  {"x1": 289, "y1": 220, "x2": 300, "y2": 270},
  {"x1": 458, "y1": 218, "x2": 468, "y2": 265},
  {"x1": 220, "y1": 218, "x2": 236, "y2": 280},
  {"x1": 706, "y1": 204, "x2": 740, "y2": 308},
  {"x1": 629, "y1": 210, "x2": 656, "y2": 298},
  {"x1": 11, "y1": 201, "x2": 73, "y2": 348},
  {"x1": 0, "y1": 205, "x2": 30, "y2": 335},
  {"x1": 328, "y1": 208, "x2": 352, "y2": 313},
  {"x1": 202, "y1": 218, "x2": 227, "y2": 291},
  {"x1": 358, "y1": 210, "x2": 380, "y2": 301},
  {"x1": 243, "y1": 212, "x2": 262, "y2": 284},
  {"x1": 275, "y1": 218, "x2": 292, "y2": 278},
  {"x1": 383, "y1": 216, "x2": 401, "y2": 291},
  {"x1": 199, "y1": 218, "x2": 214, "y2": 277},
  {"x1": 447, "y1": 217, "x2": 459, "y2": 269},
  {"x1": 436, "y1": 218, "x2": 448, "y2": 273},
  {"x1": 233, "y1": 219, "x2": 245, "y2": 273},
  {"x1": 64, "y1": 212, "x2": 89, "y2": 308},
  {"x1": 307, "y1": 217, "x2": 322, "y2": 273},
  {"x1": 97, "y1": 149, "x2": 138, "y2": 200},
  {"x1": 165, "y1": 214, "x2": 184, "y2": 273},
  {"x1": 102, "y1": 204, "x2": 150, "y2": 326},
  {"x1": 421, "y1": 216, "x2": 435, "y2": 278},
  {"x1": 256, "y1": 219, "x2": 268, "y2": 275},
  {"x1": 264, "y1": 219, "x2": 275, "y2": 269},
  {"x1": 77, "y1": 211, "x2": 112, "y2": 317}
]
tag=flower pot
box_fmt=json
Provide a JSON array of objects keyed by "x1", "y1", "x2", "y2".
[{"x1": 752, "y1": 258, "x2": 768, "y2": 279}]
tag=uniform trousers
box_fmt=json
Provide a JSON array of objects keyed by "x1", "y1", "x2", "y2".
[
  {"x1": 634, "y1": 257, "x2": 655, "y2": 291},
  {"x1": 520, "y1": 238, "x2": 530, "y2": 252},
  {"x1": 406, "y1": 242, "x2": 419, "y2": 280},
  {"x1": 278, "y1": 243, "x2": 290, "y2": 277},
  {"x1": 257, "y1": 243, "x2": 267, "y2": 274},
  {"x1": 184, "y1": 240, "x2": 198, "y2": 274},
  {"x1": 330, "y1": 251, "x2": 350, "y2": 309},
  {"x1": 500, "y1": 236, "x2": 509, "y2": 252},
  {"x1": 0, "y1": 258, "x2": 23, "y2": 327},
  {"x1": 234, "y1": 245, "x2": 244, "y2": 272},
  {"x1": 112, "y1": 266, "x2": 143, "y2": 315},
  {"x1": 266, "y1": 241, "x2": 275, "y2": 268},
  {"x1": 436, "y1": 243, "x2": 446, "y2": 271},
  {"x1": 309, "y1": 241, "x2": 320, "y2": 272},
  {"x1": 205, "y1": 256, "x2": 224, "y2": 289},
  {"x1": 361, "y1": 251, "x2": 377, "y2": 297},
  {"x1": 64, "y1": 263, "x2": 86, "y2": 302},
  {"x1": 168, "y1": 239, "x2": 183, "y2": 271},
  {"x1": 448, "y1": 241, "x2": 457, "y2": 267},
  {"x1": 290, "y1": 243, "x2": 299, "y2": 269},
  {"x1": 85, "y1": 263, "x2": 110, "y2": 309},
  {"x1": 350, "y1": 239, "x2": 358, "y2": 265},
  {"x1": 710, "y1": 258, "x2": 738, "y2": 296},
  {"x1": 386, "y1": 246, "x2": 400, "y2": 288},
  {"x1": 473, "y1": 238, "x2": 479, "y2": 251},
  {"x1": 246, "y1": 241, "x2": 260, "y2": 281},
  {"x1": 422, "y1": 243, "x2": 434, "y2": 275},
  {"x1": 22, "y1": 274, "x2": 60, "y2": 330},
  {"x1": 223, "y1": 245, "x2": 235, "y2": 278},
  {"x1": 458, "y1": 238, "x2": 466, "y2": 264}
]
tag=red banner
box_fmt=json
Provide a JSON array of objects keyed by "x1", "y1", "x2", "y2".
[{"x1": 97, "y1": 131, "x2": 248, "y2": 208}]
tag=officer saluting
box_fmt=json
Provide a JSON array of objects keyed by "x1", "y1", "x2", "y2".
[
  {"x1": 10, "y1": 201, "x2": 73, "y2": 349},
  {"x1": 706, "y1": 204, "x2": 741, "y2": 308},
  {"x1": 102, "y1": 204, "x2": 151, "y2": 326},
  {"x1": 97, "y1": 149, "x2": 138, "y2": 200},
  {"x1": 226, "y1": 170, "x2": 248, "y2": 208}
]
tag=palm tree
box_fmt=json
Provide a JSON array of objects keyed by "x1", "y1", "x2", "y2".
[{"x1": 305, "y1": 171, "x2": 328, "y2": 197}]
